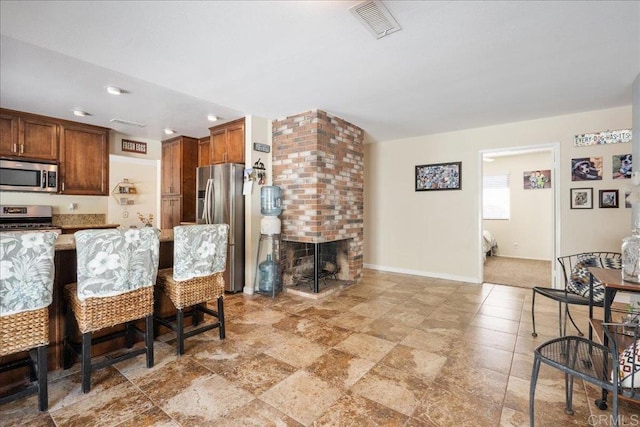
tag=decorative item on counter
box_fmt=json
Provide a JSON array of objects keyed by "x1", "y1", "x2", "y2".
[
  {"x1": 622, "y1": 224, "x2": 640, "y2": 283},
  {"x1": 137, "y1": 212, "x2": 154, "y2": 227}
]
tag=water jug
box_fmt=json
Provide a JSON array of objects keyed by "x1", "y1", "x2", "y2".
[
  {"x1": 259, "y1": 254, "x2": 280, "y2": 292},
  {"x1": 260, "y1": 186, "x2": 282, "y2": 216},
  {"x1": 622, "y1": 228, "x2": 640, "y2": 283}
]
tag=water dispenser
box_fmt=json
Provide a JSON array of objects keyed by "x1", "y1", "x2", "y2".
[{"x1": 260, "y1": 186, "x2": 282, "y2": 216}]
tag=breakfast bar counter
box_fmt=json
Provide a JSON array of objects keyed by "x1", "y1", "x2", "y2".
[{"x1": 1, "y1": 229, "x2": 175, "y2": 395}]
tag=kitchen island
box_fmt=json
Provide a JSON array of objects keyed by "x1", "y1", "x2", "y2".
[{"x1": 0, "y1": 229, "x2": 175, "y2": 395}]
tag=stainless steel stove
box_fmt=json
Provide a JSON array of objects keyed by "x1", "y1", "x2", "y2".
[{"x1": 0, "y1": 205, "x2": 61, "y2": 234}]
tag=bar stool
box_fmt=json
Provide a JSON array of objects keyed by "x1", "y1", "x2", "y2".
[
  {"x1": 0, "y1": 231, "x2": 58, "y2": 411},
  {"x1": 155, "y1": 224, "x2": 228, "y2": 355},
  {"x1": 63, "y1": 228, "x2": 160, "y2": 393}
]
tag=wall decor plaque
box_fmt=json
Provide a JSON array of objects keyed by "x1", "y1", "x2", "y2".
[
  {"x1": 121, "y1": 139, "x2": 147, "y2": 154},
  {"x1": 573, "y1": 129, "x2": 631, "y2": 147}
]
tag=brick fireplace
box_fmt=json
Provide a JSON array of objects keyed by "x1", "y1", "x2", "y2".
[{"x1": 272, "y1": 110, "x2": 364, "y2": 292}]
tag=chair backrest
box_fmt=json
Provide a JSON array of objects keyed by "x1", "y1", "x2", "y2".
[
  {"x1": 0, "y1": 231, "x2": 58, "y2": 316},
  {"x1": 75, "y1": 228, "x2": 160, "y2": 301},
  {"x1": 173, "y1": 224, "x2": 229, "y2": 281},
  {"x1": 557, "y1": 252, "x2": 622, "y2": 302}
]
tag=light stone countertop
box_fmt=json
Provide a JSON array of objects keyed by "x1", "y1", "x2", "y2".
[{"x1": 54, "y1": 229, "x2": 174, "y2": 251}]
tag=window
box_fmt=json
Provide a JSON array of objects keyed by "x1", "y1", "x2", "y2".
[{"x1": 483, "y1": 174, "x2": 510, "y2": 220}]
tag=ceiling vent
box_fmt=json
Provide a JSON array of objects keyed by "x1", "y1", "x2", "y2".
[
  {"x1": 110, "y1": 118, "x2": 146, "y2": 128},
  {"x1": 349, "y1": 1, "x2": 402, "y2": 39}
]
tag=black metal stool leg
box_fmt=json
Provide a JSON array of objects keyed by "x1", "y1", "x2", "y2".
[
  {"x1": 36, "y1": 345, "x2": 48, "y2": 411},
  {"x1": 176, "y1": 308, "x2": 184, "y2": 355},
  {"x1": 218, "y1": 297, "x2": 225, "y2": 339},
  {"x1": 81, "y1": 332, "x2": 92, "y2": 393},
  {"x1": 529, "y1": 355, "x2": 541, "y2": 426},
  {"x1": 564, "y1": 372, "x2": 574, "y2": 415},
  {"x1": 531, "y1": 291, "x2": 538, "y2": 337},
  {"x1": 145, "y1": 315, "x2": 154, "y2": 368}
]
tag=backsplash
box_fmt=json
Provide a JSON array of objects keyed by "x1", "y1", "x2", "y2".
[{"x1": 52, "y1": 214, "x2": 106, "y2": 226}]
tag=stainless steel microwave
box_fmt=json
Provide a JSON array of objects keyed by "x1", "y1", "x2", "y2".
[{"x1": 0, "y1": 159, "x2": 58, "y2": 193}]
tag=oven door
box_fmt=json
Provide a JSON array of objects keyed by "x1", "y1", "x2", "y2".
[{"x1": 0, "y1": 159, "x2": 58, "y2": 193}]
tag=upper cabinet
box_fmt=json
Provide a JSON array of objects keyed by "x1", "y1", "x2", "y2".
[
  {"x1": 1, "y1": 108, "x2": 109, "y2": 196},
  {"x1": 197, "y1": 136, "x2": 210, "y2": 167},
  {"x1": 210, "y1": 118, "x2": 245, "y2": 164},
  {"x1": 59, "y1": 123, "x2": 110, "y2": 195},
  {"x1": 161, "y1": 136, "x2": 198, "y2": 226},
  {"x1": 0, "y1": 111, "x2": 58, "y2": 161}
]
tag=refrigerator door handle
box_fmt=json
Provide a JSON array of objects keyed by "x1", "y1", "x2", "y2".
[{"x1": 204, "y1": 178, "x2": 213, "y2": 224}]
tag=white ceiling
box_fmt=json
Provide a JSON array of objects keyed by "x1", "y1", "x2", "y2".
[{"x1": 1, "y1": 1, "x2": 638, "y2": 143}]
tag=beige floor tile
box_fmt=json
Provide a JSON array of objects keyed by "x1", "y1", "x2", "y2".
[
  {"x1": 216, "y1": 399, "x2": 303, "y2": 426},
  {"x1": 462, "y1": 325, "x2": 518, "y2": 352},
  {"x1": 305, "y1": 348, "x2": 375, "y2": 389},
  {"x1": 260, "y1": 370, "x2": 342, "y2": 425},
  {"x1": 218, "y1": 353, "x2": 297, "y2": 395},
  {"x1": 412, "y1": 380, "x2": 502, "y2": 426},
  {"x1": 263, "y1": 333, "x2": 328, "y2": 368},
  {"x1": 313, "y1": 392, "x2": 409, "y2": 426},
  {"x1": 333, "y1": 332, "x2": 396, "y2": 362},
  {"x1": 380, "y1": 344, "x2": 447, "y2": 381},
  {"x1": 351, "y1": 363, "x2": 430, "y2": 416}
]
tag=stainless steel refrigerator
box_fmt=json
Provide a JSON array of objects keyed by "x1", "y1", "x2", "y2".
[{"x1": 196, "y1": 163, "x2": 245, "y2": 292}]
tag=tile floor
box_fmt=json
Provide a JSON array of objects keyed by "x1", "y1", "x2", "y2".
[{"x1": 2, "y1": 269, "x2": 639, "y2": 426}]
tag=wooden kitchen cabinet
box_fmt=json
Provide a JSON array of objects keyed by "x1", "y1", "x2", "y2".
[
  {"x1": 209, "y1": 118, "x2": 245, "y2": 164},
  {"x1": 0, "y1": 110, "x2": 58, "y2": 161},
  {"x1": 161, "y1": 136, "x2": 197, "y2": 226},
  {"x1": 161, "y1": 196, "x2": 182, "y2": 229},
  {"x1": 197, "y1": 135, "x2": 210, "y2": 167},
  {"x1": 59, "y1": 123, "x2": 110, "y2": 195}
]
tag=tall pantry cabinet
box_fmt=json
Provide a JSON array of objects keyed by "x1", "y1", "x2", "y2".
[{"x1": 160, "y1": 136, "x2": 197, "y2": 229}]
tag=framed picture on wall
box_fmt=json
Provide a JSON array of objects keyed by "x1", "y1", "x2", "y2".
[
  {"x1": 571, "y1": 157, "x2": 603, "y2": 181},
  {"x1": 612, "y1": 154, "x2": 632, "y2": 179},
  {"x1": 523, "y1": 169, "x2": 551, "y2": 189},
  {"x1": 570, "y1": 188, "x2": 593, "y2": 209},
  {"x1": 599, "y1": 189, "x2": 619, "y2": 208},
  {"x1": 415, "y1": 161, "x2": 461, "y2": 191}
]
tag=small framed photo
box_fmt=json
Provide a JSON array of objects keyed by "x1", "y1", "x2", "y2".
[
  {"x1": 599, "y1": 189, "x2": 619, "y2": 208},
  {"x1": 415, "y1": 161, "x2": 461, "y2": 191},
  {"x1": 612, "y1": 153, "x2": 632, "y2": 179},
  {"x1": 625, "y1": 191, "x2": 632, "y2": 208},
  {"x1": 570, "y1": 188, "x2": 593, "y2": 209},
  {"x1": 523, "y1": 169, "x2": 551, "y2": 189},
  {"x1": 571, "y1": 157, "x2": 603, "y2": 181}
]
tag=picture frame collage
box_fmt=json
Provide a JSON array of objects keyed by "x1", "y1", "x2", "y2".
[{"x1": 570, "y1": 130, "x2": 631, "y2": 209}]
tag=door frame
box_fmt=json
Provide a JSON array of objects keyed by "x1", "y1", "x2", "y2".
[{"x1": 478, "y1": 142, "x2": 561, "y2": 288}]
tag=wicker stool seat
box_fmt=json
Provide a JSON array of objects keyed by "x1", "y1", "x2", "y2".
[
  {"x1": 155, "y1": 224, "x2": 228, "y2": 355},
  {"x1": 63, "y1": 228, "x2": 160, "y2": 393},
  {"x1": 0, "y1": 231, "x2": 57, "y2": 411}
]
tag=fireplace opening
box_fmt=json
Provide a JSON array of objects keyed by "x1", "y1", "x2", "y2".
[{"x1": 281, "y1": 239, "x2": 351, "y2": 293}]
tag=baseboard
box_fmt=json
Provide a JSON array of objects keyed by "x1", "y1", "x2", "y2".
[
  {"x1": 490, "y1": 255, "x2": 552, "y2": 262},
  {"x1": 363, "y1": 263, "x2": 480, "y2": 284}
]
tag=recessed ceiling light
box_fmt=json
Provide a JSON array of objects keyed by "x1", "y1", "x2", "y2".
[
  {"x1": 106, "y1": 86, "x2": 123, "y2": 95},
  {"x1": 163, "y1": 128, "x2": 175, "y2": 135},
  {"x1": 73, "y1": 109, "x2": 89, "y2": 117},
  {"x1": 207, "y1": 115, "x2": 219, "y2": 122}
]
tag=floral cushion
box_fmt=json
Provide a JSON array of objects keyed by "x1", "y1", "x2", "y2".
[
  {"x1": 75, "y1": 228, "x2": 160, "y2": 301},
  {"x1": 618, "y1": 338, "x2": 640, "y2": 389},
  {"x1": 567, "y1": 255, "x2": 621, "y2": 303},
  {"x1": 173, "y1": 224, "x2": 229, "y2": 281},
  {"x1": 0, "y1": 231, "x2": 58, "y2": 316}
]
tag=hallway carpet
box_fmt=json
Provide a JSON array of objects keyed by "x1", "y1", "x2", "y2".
[{"x1": 484, "y1": 256, "x2": 552, "y2": 289}]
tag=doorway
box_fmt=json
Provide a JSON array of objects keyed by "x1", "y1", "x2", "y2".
[{"x1": 478, "y1": 143, "x2": 560, "y2": 289}]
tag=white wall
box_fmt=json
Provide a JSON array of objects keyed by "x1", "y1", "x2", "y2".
[
  {"x1": 483, "y1": 151, "x2": 553, "y2": 260},
  {"x1": 364, "y1": 106, "x2": 632, "y2": 284},
  {"x1": 244, "y1": 115, "x2": 273, "y2": 295},
  {"x1": 107, "y1": 155, "x2": 160, "y2": 228}
]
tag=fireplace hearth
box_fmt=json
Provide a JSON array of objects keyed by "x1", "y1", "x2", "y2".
[{"x1": 282, "y1": 239, "x2": 350, "y2": 293}]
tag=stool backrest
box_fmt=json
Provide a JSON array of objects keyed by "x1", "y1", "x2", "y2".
[
  {"x1": 75, "y1": 228, "x2": 160, "y2": 301},
  {"x1": 0, "y1": 231, "x2": 58, "y2": 316},
  {"x1": 173, "y1": 224, "x2": 229, "y2": 281}
]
